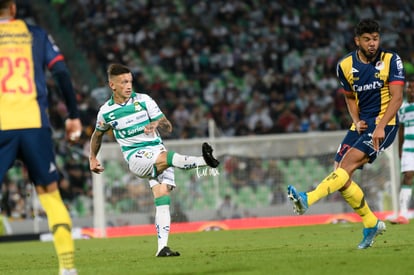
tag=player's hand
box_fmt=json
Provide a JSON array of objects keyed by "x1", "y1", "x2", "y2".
[
  {"x1": 65, "y1": 118, "x2": 82, "y2": 143},
  {"x1": 355, "y1": 120, "x2": 368, "y2": 134},
  {"x1": 144, "y1": 121, "x2": 159, "y2": 135},
  {"x1": 90, "y1": 157, "x2": 105, "y2": 174},
  {"x1": 372, "y1": 127, "x2": 385, "y2": 151}
]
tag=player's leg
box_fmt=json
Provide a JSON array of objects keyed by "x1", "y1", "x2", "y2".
[
  {"x1": 391, "y1": 152, "x2": 414, "y2": 224},
  {"x1": 287, "y1": 152, "x2": 362, "y2": 215},
  {"x1": 346, "y1": 125, "x2": 398, "y2": 248},
  {"x1": 340, "y1": 180, "x2": 378, "y2": 228},
  {"x1": 36, "y1": 184, "x2": 77, "y2": 274},
  {"x1": 129, "y1": 143, "x2": 219, "y2": 179},
  {"x1": 340, "y1": 179, "x2": 385, "y2": 249},
  {"x1": 305, "y1": 129, "x2": 371, "y2": 206},
  {"x1": 287, "y1": 130, "x2": 357, "y2": 214},
  {"x1": 21, "y1": 129, "x2": 76, "y2": 273},
  {"x1": 163, "y1": 142, "x2": 219, "y2": 170},
  {"x1": 150, "y1": 168, "x2": 180, "y2": 257},
  {"x1": 400, "y1": 171, "x2": 414, "y2": 218},
  {"x1": 0, "y1": 130, "x2": 20, "y2": 186},
  {"x1": 129, "y1": 146, "x2": 179, "y2": 256},
  {"x1": 287, "y1": 167, "x2": 351, "y2": 215}
]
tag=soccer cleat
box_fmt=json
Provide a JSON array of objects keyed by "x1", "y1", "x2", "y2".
[
  {"x1": 60, "y1": 269, "x2": 78, "y2": 275},
  {"x1": 287, "y1": 185, "x2": 308, "y2": 215},
  {"x1": 202, "y1": 142, "x2": 220, "y2": 168},
  {"x1": 389, "y1": 216, "x2": 409, "y2": 224},
  {"x1": 156, "y1": 246, "x2": 180, "y2": 257},
  {"x1": 357, "y1": 220, "x2": 386, "y2": 249}
]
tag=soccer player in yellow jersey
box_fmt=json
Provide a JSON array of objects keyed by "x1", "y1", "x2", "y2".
[
  {"x1": 287, "y1": 19, "x2": 405, "y2": 249},
  {"x1": 0, "y1": 1, "x2": 81, "y2": 274}
]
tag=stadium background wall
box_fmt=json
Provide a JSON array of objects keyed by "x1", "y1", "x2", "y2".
[{"x1": 6, "y1": 130, "x2": 400, "y2": 236}]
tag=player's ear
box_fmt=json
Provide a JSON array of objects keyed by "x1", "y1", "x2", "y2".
[
  {"x1": 108, "y1": 80, "x2": 115, "y2": 90},
  {"x1": 354, "y1": 36, "x2": 360, "y2": 47}
]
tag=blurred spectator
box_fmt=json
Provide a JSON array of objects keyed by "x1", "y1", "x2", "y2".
[
  {"x1": 216, "y1": 194, "x2": 241, "y2": 220},
  {"x1": 225, "y1": 157, "x2": 249, "y2": 193},
  {"x1": 184, "y1": 174, "x2": 203, "y2": 209},
  {"x1": 5, "y1": 0, "x2": 414, "y2": 218},
  {"x1": 248, "y1": 159, "x2": 266, "y2": 192}
]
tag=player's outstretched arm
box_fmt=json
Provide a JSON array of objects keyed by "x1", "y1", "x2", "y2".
[{"x1": 89, "y1": 129, "x2": 105, "y2": 174}]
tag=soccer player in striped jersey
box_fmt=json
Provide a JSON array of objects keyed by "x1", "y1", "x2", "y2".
[
  {"x1": 390, "y1": 78, "x2": 414, "y2": 224},
  {"x1": 89, "y1": 63, "x2": 219, "y2": 257},
  {"x1": 287, "y1": 19, "x2": 405, "y2": 249},
  {"x1": 0, "y1": 1, "x2": 81, "y2": 274}
]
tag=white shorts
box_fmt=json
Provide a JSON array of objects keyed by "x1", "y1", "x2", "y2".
[
  {"x1": 149, "y1": 167, "x2": 175, "y2": 189},
  {"x1": 401, "y1": 151, "x2": 414, "y2": 173},
  {"x1": 128, "y1": 144, "x2": 176, "y2": 188}
]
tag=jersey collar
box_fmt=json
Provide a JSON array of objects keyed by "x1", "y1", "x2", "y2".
[{"x1": 108, "y1": 91, "x2": 136, "y2": 106}]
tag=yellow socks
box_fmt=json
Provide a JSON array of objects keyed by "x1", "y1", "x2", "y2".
[
  {"x1": 304, "y1": 167, "x2": 378, "y2": 228},
  {"x1": 38, "y1": 190, "x2": 75, "y2": 270},
  {"x1": 307, "y1": 167, "x2": 349, "y2": 206},
  {"x1": 340, "y1": 181, "x2": 378, "y2": 228}
]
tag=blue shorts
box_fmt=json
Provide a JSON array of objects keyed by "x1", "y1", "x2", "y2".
[
  {"x1": 0, "y1": 128, "x2": 59, "y2": 187},
  {"x1": 335, "y1": 124, "x2": 399, "y2": 165}
]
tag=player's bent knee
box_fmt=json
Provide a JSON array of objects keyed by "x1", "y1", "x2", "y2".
[{"x1": 152, "y1": 183, "x2": 171, "y2": 198}]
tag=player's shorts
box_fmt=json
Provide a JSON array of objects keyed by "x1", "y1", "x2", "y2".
[
  {"x1": 149, "y1": 167, "x2": 175, "y2": 189},
  {"x1": 401, "y1": 151, "x2": 414, "y2": 173},
  {"x1": 128, "y1": 144, "x2": 176, "y2": 188},
  {"x1": 0, "y1": 128, "x2": 59, "y2": 186},
  {"x1": 334, "y1": 124, "x2": 399, "y2": 165}
]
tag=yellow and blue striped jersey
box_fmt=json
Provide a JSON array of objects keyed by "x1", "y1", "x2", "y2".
[
  {"x1": 0, "y1": 19, "x2": 76, "y2": 130},
  {"x1": 336, "y1": 49, "x2": 405, "y2": 126}
]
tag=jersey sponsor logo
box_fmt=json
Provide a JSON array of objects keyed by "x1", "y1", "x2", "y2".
[
  {"x1": 135, "y1": 114, "x2": 148, "y2": 121},
  {"x1": 127, "y1": 125, "x2": 145, "y2": 135},
  {"x1": 353, "y1": 80, "x2": 383, "y2": 92},
  {"x1": 352, "y1": 67, "x2": 359, "y2": 73},
  {"x1": 118, "y1": 125, "x2": 146, "y2": 138}
]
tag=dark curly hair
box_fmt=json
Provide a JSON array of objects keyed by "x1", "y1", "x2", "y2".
[{"x1": 354, "y1": 19, "x2": 381, "y2": 36}]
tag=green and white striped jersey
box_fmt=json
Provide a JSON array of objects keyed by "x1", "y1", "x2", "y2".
[
  {"x1": 399, "y1": 100, "x2": 414, "y2": 153},
  {"x1": 95, "y1": 92, "x2": 165, "y2": 161}
]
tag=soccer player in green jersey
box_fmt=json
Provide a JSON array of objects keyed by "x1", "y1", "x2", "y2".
[
  {"x1": 89, "y1": 63, "x2": 219, "y2": 256},
  {"x1": 390, "y1": 78, "x2": 414, "y2": 224}
]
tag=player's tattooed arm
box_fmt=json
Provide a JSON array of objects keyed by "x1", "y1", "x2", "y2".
[
  {"x1": 158, "y1": 116, "x2": 173, "y2": 134},
  {"x1": 144, "y1": 116, "x2": 172, "y2": 135}
]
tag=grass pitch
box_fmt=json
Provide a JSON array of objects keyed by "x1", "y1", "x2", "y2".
[{"x1": 1, "y1": 221, "x2": 414, "y2": 275}]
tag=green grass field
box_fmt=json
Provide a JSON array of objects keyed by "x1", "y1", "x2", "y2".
[{"x1": 2, "y1": 221, "x2": 414, "y2": 275}]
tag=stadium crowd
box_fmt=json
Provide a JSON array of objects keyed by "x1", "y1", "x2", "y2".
[{"x1": 2, "y1": 0, "x2": 414, "y2": 220}]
